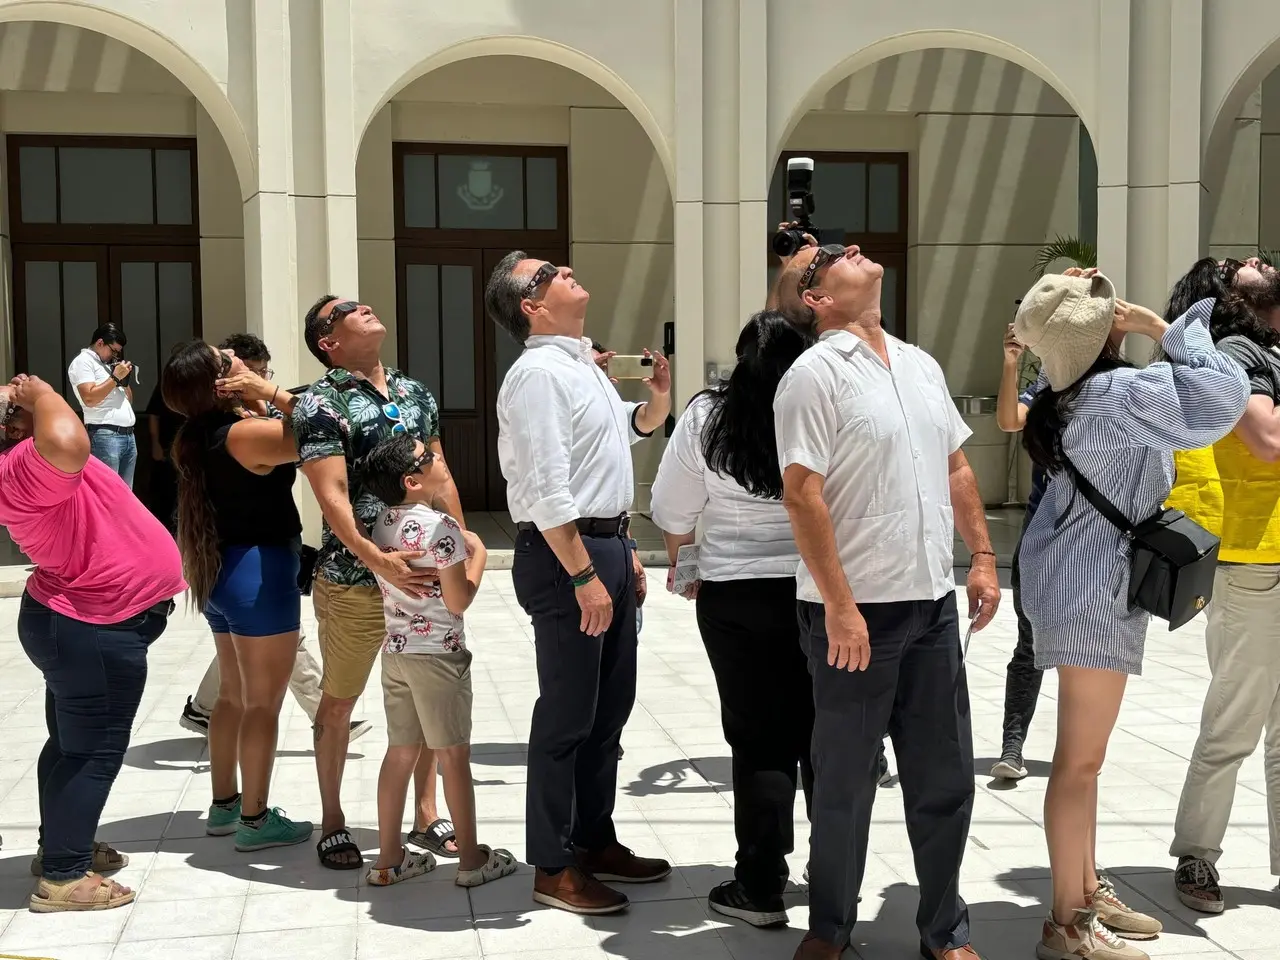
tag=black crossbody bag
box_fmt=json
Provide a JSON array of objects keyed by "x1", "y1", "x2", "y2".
[{"x1": 1068, "y1": 464, "x2": 1219, "y2": 630}]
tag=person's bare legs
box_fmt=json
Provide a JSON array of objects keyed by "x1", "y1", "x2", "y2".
[
  {"x1": 438, "y1": 744, "x2": 482, "y2": 870},
  {"x1": 233, "y1": 631, "x2": 298, "y2": 816},
  {"x1": 208, "y1": 634, "x2": 242, "y2": 801},
  {"x1": 413, "y1": 751, "x2": 459, "y2": 854},
  {"x1": 374, "y1": 744, "x2": 421, "y2": 870},
  {"x1": 314, "y1": 692, "x2": 359, "y2": 862},
  {"x1": 1045, "y1": 665, "x2": 1128, "y2": 924},
  {"x1": 1084, "y1": 774, "x2": 1100, "y2": 898}
]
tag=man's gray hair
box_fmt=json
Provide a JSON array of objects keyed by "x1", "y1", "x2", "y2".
[{"x1": 485, "y1": 250, "x2": 531, "y2": 344}]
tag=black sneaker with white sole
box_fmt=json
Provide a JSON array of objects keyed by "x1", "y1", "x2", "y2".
[
  {"x1": 349, "y1": 719, "x2": 373, "y2": 742},
  {"x1": 707, "y1": 880, "x2": 788, "y2": 928},
  {"x1": 990, "y1": 749, "x2": 1028, "y2": 780},
  {"x1": 179, "y1": 697, "x2": 211, "y2": 736},
  {"x1": 876, "y1": 747, "x2": 893, "y2": 786}
]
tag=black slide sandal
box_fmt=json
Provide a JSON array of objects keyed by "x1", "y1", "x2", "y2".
[
  {"x1": 316, "y1": 828, "x2": 363, "y2": 870},
  {"x1": 407, "y1": 818, "x2": 458, "y2": 858}
]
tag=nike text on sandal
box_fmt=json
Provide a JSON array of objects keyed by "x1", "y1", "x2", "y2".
[{"x1": 317, "y1": 827, "x2": 364, "y2": 870}]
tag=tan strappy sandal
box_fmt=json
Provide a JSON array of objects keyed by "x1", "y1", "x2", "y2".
[
  {"x1": 30, "y1": 841, "x2": 129, "y2": 877},
  {"x1": 29, "y1": 871, "x2": 135, "y2": 912}
]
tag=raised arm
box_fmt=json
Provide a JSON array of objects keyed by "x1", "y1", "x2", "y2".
[
  {"x1": 225, "y1": 417, "x2": 298, "y2": 471},
  {"x1": 1093, "y1": 298, "x2": 1250, "y2": 449},
  {"x1": 13, "y1": 376, "x2": 90, "y2": 474}
]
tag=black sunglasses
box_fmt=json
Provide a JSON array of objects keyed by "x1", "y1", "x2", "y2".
[
  {"x1": 796, "y1": 244, "x2": 848, "y2": 298},
  {"x1": 322, "y1": 300, "x2": 360, "y2": 333},
  {"x1": 406, "y1": 447, "x2": 435, "y2": 477},
  {"x1": 520, "y1": 263, "x2": 559, "y2": 300},
  {"x1": 218, "y1": 351, "x2": 233, "y2": 378},
  {"x1": 1219, "y1": 259, "x2": 1245, "y2": 287}
]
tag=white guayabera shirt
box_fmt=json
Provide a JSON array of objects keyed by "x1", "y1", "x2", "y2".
[{"x1": 773, "y1": 329, "x2": 971, "y2": 605}]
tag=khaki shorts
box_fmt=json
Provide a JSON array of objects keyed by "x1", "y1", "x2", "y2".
[
  {"x1": 381, "y1": 650, "x2": 473, "y2": 748},
  {"x1": 314, "y1": 577, "x2": 385, "y2": 700}
]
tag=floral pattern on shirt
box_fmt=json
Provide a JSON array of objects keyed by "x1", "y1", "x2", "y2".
[
  {"x1": 292, "y1": 367, "x2": 440, "y2": 587},
  {"x1": 371, "y1": 505, "x2": 468, "y2": 655}
]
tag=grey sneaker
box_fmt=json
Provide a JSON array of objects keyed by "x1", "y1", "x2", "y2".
[{"x1": 991, "y1": 749, "x2": 1027, "y2": 780}]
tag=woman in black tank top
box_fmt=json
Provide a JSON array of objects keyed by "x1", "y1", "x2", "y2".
[{"x1": 162, "y1": 340, "x2": 313, "y2": 852}]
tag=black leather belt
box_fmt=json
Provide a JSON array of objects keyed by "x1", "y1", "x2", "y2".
[
  {"x1": 87, "y1": 424, "x2": 134, "y2": 436},
  {"x1": 517, "y1": 515, "x2": 630, "y2": 539}
]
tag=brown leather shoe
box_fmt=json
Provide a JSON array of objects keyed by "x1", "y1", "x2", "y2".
[
  {"x1": 533, "y1": 866, "x2": 628, "y2": 915},
  {"x1": 575, "y1": 843, "x2": 671, "y2": 883},
  {"x1": 793, "y1": 933, "x2": 842, "y2": 959},
  {"x1": 919, "y1": 944, "x2": 981, "y2": 960}
]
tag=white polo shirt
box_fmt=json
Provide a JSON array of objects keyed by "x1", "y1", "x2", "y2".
[
  {"x1": 650, "y1": 392, "x2": 799, "y2": 581},
  {"x1": 497, "y1": 334, "x2": 644, "y2": 530},
  {"x1": 67, "y1": 348, "x2": 135, "y2": 428},
  {"x1": 773, "y1": 329, "x2": 970, "y2": 605}
]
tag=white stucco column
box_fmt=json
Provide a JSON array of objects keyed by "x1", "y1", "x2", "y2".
[
  {"x1": 1167, "y1": 0, "x2": 1206, "y2": 281},
  {"x1": 673, "y1": 0, "x2": 705, "y2": 408},
  {"x1": 320, "y1": 0, "x2": 360, "y2": 300},
  {"x1": 243, "y1": 0, "x2": 301, "y2": 387},
  {"x1": 738, "y1": 0, "x2": 768, "y2": 328},
  {"x1": 701, "y1": 0, "x2": 742, "y2": 376},
  {"x1": 1095, "y1": 0, "x2": 1131, "y2": 302}
]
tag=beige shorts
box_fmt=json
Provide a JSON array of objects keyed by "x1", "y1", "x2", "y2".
[
  {"x1": 314, "y1": 577, "x2": 385, "y2": 700},
  {"x1": 381, "y1": 650, "x2": 474, "y2": 748}
]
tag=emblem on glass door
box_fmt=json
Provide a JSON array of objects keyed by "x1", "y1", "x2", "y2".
[{"x1": 458, "y1": 159, "x2": 504, "y2": 211}]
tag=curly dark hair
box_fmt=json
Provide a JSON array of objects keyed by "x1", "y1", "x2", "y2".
[
  {"x1": 696, "y1": 310, "x2": 813, "y2": 498},
  {"x1": 1167, "y1": 258, "x2": 1280, "y2": 348}
]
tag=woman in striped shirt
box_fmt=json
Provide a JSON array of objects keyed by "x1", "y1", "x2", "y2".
[{"x1": 1013, "y1": 268, "x2": 1249, "y2": 960}]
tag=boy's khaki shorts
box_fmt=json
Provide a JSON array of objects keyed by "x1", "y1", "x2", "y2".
[
  {"x1": 314, "y1": 577, "x2": 385, "y2": 700},
  {"x1": 381, "y1": 649, "x2": 473, "y2": 748}
]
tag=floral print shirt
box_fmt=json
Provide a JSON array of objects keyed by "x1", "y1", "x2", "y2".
[
  {"x1": 371, "y1": 505, "x2": 468, "y2": 654},
  {"x1": 292, "y1": 366, "x2": 440, "y2": 587}
]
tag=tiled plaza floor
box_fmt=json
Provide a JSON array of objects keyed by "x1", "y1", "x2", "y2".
[{"x1": 0, "y1": 572, "x2": 1276, "y2": 959}]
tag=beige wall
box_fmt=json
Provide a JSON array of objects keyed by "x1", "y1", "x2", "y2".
[
  {"x1": 783, "y1": 49, "x2": 1080, "y2": 398},
  {"x1": 355, "y1": 56, "x2": 674, "y2": 503},
  {"x1": 0, "y1": 22, "x2": 245, "y2": 367}
]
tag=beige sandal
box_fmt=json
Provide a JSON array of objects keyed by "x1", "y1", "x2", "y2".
[
  {"x1": 29, "y1": 871, "x2": 135, "y2": 912},
  {"x1": 30, "y1": 841, "x2": 129, "y2": 877}
]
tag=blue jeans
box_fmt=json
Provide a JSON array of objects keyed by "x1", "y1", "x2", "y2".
[
  {"x1": 88, "y1": 428, "x2": 137, "y2": 489},
  {"x1": 18, "y1": 592, "x2": 170, "y2": 880}
]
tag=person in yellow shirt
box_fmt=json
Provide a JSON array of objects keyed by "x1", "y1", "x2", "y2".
[{"x1": 1166, "y1": 256, "x2": 1280, "y2": 914}]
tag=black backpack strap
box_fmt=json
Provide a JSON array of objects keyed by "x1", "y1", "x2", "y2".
[{"x1": 1065, "y1": 459, "x2": 1136, "y2": 537}]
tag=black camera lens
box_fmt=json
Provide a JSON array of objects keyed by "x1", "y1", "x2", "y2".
[{"x1": 771, "y1": 228, "x2": 805, "y2": 258}]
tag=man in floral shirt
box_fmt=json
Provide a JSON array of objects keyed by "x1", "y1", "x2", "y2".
[{"x1": 294, "y1": 294, "x2": 465, "y2": 870}]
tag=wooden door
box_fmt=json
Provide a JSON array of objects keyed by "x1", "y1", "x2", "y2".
[
  {"x1": 11, "y1": 244, "x2": 110, "y2": 401},
  {"x1": 396, "y1": 246, "x2": 488, "y2": 508}
]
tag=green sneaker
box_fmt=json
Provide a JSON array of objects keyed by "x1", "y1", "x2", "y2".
[
  {"x1": 206, "y1": 798, "x2": 241, "y2": 836},
  {"x1": 234, "y1": 807, "x2": 315, "y2": 852}
]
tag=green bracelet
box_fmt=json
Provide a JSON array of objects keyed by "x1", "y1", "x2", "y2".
[{"x1": 570, "y1": 564, "x2": 597, "y2": 588}]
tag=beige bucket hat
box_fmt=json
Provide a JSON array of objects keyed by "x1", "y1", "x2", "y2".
[{"x1": 1013, "y1": 272, "x2": 1116, "y2": 391}]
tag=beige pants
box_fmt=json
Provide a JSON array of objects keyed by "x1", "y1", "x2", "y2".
[
  {"x1": 1171, "y1": 563, "x2": 1280, "y2": 873},
  {"x1": 193, "y1": 629, "x2": 321, "y2": 721}
]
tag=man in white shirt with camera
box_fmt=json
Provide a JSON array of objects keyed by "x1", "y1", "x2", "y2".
[{"x1": 67, "y1": 323, "x2": 137, "y2": 489}]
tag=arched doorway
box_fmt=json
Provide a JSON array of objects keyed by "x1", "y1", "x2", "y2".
[
  {"x1": 0, "y1": 17, "x2": 248, "y2": 546},
  {"x1": 356, "y1": 54, "x2": 675, "y2": 513},
  {"x1": 773, "y1": 46, "x2": 1092, "y2": 509}
]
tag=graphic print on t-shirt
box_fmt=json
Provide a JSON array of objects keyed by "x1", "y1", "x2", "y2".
[{"x1": 371, "y1": 504, "x2": 468, "y2": 655}]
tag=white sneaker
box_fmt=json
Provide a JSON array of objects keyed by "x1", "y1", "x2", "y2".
[
  {"x1": 348, "y1": 720, "x2": 373, "y2": 743},
  {"x1": 1037, "y1": 908, "x2": 1148, "y2": 960}
]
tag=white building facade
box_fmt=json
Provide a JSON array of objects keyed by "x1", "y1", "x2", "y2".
[{"x1": 0, "y1": 0, "x2": 1277, "y2": 522}]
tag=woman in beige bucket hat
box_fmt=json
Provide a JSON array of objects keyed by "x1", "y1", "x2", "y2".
[{"x1": 1012, "y1": 269, "x2": 1250, "y2": 960}]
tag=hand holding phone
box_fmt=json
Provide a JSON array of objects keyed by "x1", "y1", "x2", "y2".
[{"x1": 607, "y1": 355, "x2": 655, "y2": 380}]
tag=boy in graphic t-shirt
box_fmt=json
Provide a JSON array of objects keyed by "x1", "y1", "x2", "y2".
[{"x1": 360, "y1": 434, "x2": 518, "y2": 889}]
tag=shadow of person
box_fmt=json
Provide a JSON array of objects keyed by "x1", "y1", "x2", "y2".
[
  {"x1": 623, "y1": 756, "x2": 732, "y2": 797},
  {"x1": 122, "y1": 736, "x2": 366, "y2": 771}
]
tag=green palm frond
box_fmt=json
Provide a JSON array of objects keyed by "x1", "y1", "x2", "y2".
[
  {"x1": 1259, "y1": 247, "x2": 1280, "y2": 269},
  {"x1": 1032, "y1": 236, "x2": 1098, "y2": 278}
]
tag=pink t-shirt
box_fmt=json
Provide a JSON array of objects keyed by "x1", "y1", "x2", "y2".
[{"x1": 0, "y1": 439, "x2": 186, "y2": 623}]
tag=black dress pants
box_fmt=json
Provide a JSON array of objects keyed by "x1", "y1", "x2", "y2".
[
  {"x1": 696, "y1": 576, "x2": 814, "y2": 899},
  {"x1": 799, "y1": 594, "x2": 974, "y2": 953},
  {"x1": 1002, "y1": 517, "x2": 1044, "y2": 754},
  {"x1": 513, "y1": 528, "x2": 637, "y2": 868}
]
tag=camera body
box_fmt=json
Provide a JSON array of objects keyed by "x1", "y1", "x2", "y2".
[{"x1": 771, "y1": 157, "x2": 820, "y2": 258}]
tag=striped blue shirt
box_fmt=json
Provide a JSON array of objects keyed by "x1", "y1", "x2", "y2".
[{"x1": 1018, "y1": 299, "x2": 1248, "y2": 668}]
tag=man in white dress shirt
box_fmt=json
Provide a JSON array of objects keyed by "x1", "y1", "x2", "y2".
[
  {"x1": 485, "y1": 251, "x2": 671, "y2": 916},
  {"x1": 773, "y1": 244, "x2": 1001, "y2": 960},
  {"x1": 67, "y1": 323, "x2": 137, "y2": 488}
]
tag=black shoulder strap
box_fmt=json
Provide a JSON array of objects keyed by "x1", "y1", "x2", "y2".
[{"x1": 1066, "y1": 459, "x2": 1135, "y2": 537}]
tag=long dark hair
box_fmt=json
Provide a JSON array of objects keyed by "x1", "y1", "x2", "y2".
[
  {"x1": 162, "y1": 340, "x2": 233, "y2": 609},
  {"x1": 1023, "y1": 342, "x2": 1130, "y2": 473},
  {"x1": 698, "y1": 310, "x2": 813, "y2": 498},
  {"x1": 1167, "y1": 257, "x2": 1280, "y2": 348}
]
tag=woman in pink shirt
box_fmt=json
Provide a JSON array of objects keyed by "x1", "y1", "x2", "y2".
[{"x1": 0, "y1": 374, "x2": 185, "y2": 912}]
